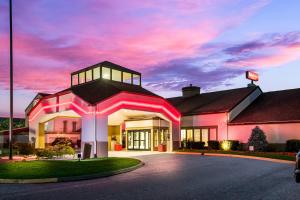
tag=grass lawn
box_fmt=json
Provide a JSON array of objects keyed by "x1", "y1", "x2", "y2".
[
  {"x1": 176, "y1": 149, "x2": 296, "y2": 161},
  {"x1": 0, "y1": 157, "x2": 141, "y2": 179}
]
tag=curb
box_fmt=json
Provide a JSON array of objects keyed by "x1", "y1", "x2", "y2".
[
  {"x1": 175, "y1": 152, "x2": 295, "y2": 164},
  {"x1": 0, "y1": 162, "x2": 144, "y2": 184}
]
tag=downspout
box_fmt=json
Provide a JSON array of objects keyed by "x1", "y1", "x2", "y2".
[
  {"x1": 226, "y1": 113, "x2": 229, "y2": 140},
  {"x1": 94, "y1": 106, "x2": 97, "y2": 158}
]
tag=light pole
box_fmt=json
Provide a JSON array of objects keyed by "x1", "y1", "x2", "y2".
[{"x1": 9, "y1": 0, "x2": 14, "y2": 160}]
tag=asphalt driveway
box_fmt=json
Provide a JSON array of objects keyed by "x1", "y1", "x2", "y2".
[{"x1": 0, "y1": 154, "x2": 299, "y2": 200}]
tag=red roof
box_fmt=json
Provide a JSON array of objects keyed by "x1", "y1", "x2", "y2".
[
  {"x1": 167, "y1": 86, "x2": 259, "y2": 115},
  {"x1": 230, "y1": 88, "x2": 300, "y2": 124}
]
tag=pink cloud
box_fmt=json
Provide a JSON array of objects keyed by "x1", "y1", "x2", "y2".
[{"x1": 0, "y1": 0, "x2": 269, "y2": 94}]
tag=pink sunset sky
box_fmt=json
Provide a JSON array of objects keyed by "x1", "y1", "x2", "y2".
[{"x1": 1, "y1": 0, "x2": 300, "y2": 117}]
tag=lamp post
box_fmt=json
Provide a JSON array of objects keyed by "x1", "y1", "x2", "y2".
[{"x1": 8, "y1": 0, "x2": 14, "y2": 160}]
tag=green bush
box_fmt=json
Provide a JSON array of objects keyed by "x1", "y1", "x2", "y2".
[
  {"x1": 35, "y1": 147, "x2": 55, "y2": 159},
  {"x1": 248, "y1": 126, "x2": 268, "y2": 151},
  {"x1": 53, "y1": 144, "x2": 75, "y2": 156},
  {"x1": 286, "y1": 140, "x2": 300, "y2": 152},
  {"x1": 16, "y1": 143, "x2": 35, "y2": 155},
  {"x1": 181, "y1": 140, "x2": 205, "y2": 149},
  {"x1": 229, "y1": 140, "x2": 240, "y2": 151},
  {"x1": 191, "y1": 142, "x2": 205, "y2": 149},
  {"x1": 208, "y1": 141, "x2": 219, "y2": 150},
  {"x1": 266, "y1": 143, "x2": 286, "y2": 152},
  {"x1": 35, "y1": 145, "x2": 75, "y2": 159},
  {"x1": 51, "y1": 137, "x2": 73, "y2": 147}
]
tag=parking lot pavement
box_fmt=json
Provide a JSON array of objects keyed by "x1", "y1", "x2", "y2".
[{"x1": 0, "y1": 154, "x2": 299, "y2": 200}]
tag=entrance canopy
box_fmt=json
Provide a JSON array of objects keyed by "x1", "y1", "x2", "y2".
[{"x1": 28, "y1": 91, "x2": 181, "y2": 124}]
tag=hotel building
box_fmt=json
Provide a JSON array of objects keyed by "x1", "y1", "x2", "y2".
[{"x1": 25, "y1": 61, "x2": 300, "y2": 157}]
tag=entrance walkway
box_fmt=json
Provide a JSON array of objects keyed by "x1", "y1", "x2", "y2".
[{"x1": 108, "y1": 150, "x2": 166, "y2": 157}]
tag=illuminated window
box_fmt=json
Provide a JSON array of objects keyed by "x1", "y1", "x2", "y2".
[
  {"x1": 79, "y1": 72, "x2": 85, "y2": 84},
  {"x1": 202, "y1": 129, "x2": 209, "y2": 146},
  {"x1": 112, "y1": 69, "x2": 121, "y2": 82},
  {"x1": 180, "y1": 129, "x2": 186, "y2": 142},
  {"x1": 194, "y1": 129, "x2": 201, "y2": 142},
  {"x1": 102, "y1": 67, "x2": 111, "y2": 80},
  {"x1": 72, "y1": 74, "x2": 78, "y2": 86},
  {"x1": 187, "y1": 129, "x2": 193, "y2": 142},
  {"x1": 133, "y1": 74, "x2": 140, "y2": 85},
  {"x1": 93, "y1": 67, "x2": 100, "y2": 80},
  {"x1": 86, "y1": 70, "x2": 92, "y2": 82},
  {"x1": 122, "y1": 72, "x2": 132, "y2": 84}
]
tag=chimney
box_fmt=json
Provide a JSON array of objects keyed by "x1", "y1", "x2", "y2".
[{"x1": 182, "y1": 84, "x2": 200, "y2": 97}]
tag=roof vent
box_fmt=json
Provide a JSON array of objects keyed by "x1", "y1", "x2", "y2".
[{"x1": 182, "y1": 84, "x2": 200, "y2": 98}]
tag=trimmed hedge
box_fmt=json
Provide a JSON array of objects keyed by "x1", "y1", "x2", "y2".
[
  {"x1": 208, "y1": 140, "x2": 219, "y2": 150},
  {"x1": 181, "y1": 141, "x2": 205, "y2": 149},
  {"x1": 266, "y1": 143, "x2": 286, "y2": 152},
  {"x1": 230, "y1": 140, "x2": 240, "y2": 151},
  {"x1": 286, "y1": 140, "x2": 300, "y2": 152}
]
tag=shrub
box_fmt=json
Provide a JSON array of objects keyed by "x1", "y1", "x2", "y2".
[
  {"x1": 208, "y1": 141, "x2": 219, "y2": 150},
  {"x1": 247, "y1": 126, "x2": 268, "y2": 151},
  {"x1": 16, "y1": 143, "x2": 35, "y2": 155},
  {"x1": 51, "y1": 137, "x2": 73, "y2": 147},
  {"x1": 53, "y1": 144, "x2": 75, "y2": 156},
  {"x1": 35, "y1": 147, "x2": 55, "y2": 159},
  {"x1": 230, "y1": 140, "x2": 240, "y2": 151},
  {"x1": 286, "y1": 140, "x2": 300, "y2": 152},
  {"x1": 181, "y1": 139, "x2": 187, "y2": 148},
  {"x1": 35, "y1": 145, "x2": 75, "y2": 159},
  {"x1": 191, "y1": 142, "x2": 205, "y2": 149},
  {"x1": 266, "y1": 143, "x2": 286, "y2": 152}
]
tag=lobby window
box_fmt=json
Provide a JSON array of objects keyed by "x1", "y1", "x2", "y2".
[
  {"x1": 93, "y1": 66, "x2": 100, "y2": 80},
  {"x1": 132, "y1": 74, "x2": 140, "y2": 85},
  {"x1": 194, "y1": 129, "x2": 201, "y2": 142},
  {"x1": 187, "y1": 129, "x2": 193, "y2": 142},
  {"x1": 63, "y1": 120, "x2": 68, "y2": 133},
  {"x1": 102, "y1": 67, "x2": 111, "y2": 80},
  {"x1": 112, "y1": 69, "x2": 122, "y2": 82},
  {"x1": 180, "y1": 129, "x2": 186, "y2": 141},
  {"x1": 202, "y1": 129, "x2": 209, "y2": 146},
  {"x1": 181, "y1": 127, "x2": 218, "y2": 147},
  {"x1": 122, "y1": 72, "x2": 132, "y2": 84},
  {"x1": 72, "y1": 74, "x2": 78, "y2": 86},
  {"x1": 79, "y1": 72, "x2": 85, "y2": 84},
  {"x1": 86, "y1": 69, "x2": 92, "y2": 82}
]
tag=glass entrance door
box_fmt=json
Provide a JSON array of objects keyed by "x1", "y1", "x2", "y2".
[{"x1": 127, "y1": 130, "x2": 150, "y2": 150}]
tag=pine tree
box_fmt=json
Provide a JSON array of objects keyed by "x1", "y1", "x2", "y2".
[{"x1": 248, "y1": 126, "x2": 268, "y2": 151}]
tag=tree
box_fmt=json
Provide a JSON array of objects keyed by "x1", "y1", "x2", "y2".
[{"x1": 248, "y1": 126, "x2": 268, "y2": 151}]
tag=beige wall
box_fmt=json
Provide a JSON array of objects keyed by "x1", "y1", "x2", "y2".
[{"x1": 228, "y1": 123, "x2": 300, "y2": 143}]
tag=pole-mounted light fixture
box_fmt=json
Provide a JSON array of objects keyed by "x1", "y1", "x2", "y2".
[{"x1": 9, "y1": 0, "x2": 14, "y2": 160}]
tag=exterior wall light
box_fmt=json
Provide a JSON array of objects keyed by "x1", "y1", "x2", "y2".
[{"x1": 221, "y1": 140, "x2": 232, "y2": 151}]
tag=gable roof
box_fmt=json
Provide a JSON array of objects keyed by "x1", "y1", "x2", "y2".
[
  {"x1": 230, "y1": 88, "x2": 300, "y2": 124},
  {"x1": 167, "y1": 86, "x2": 259, "y2": 116},
  {"x1": 70, "y1": 79, "x2": 160, "y2": 105},
  {"x1": 25, "y1": 93, "x2": 50, "y2": 113}
]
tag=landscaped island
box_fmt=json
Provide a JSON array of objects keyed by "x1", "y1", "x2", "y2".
[{"x1": 0, "y1": 157, "x2": 141, "y2": 179}]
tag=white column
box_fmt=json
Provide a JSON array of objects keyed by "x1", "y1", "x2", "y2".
[
  {"x1": 95, "y1": 114, "x2": 108, "y2": 157},
  {"x1": 81, "y1": 114, "x2": 96, "y2": 158}
]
